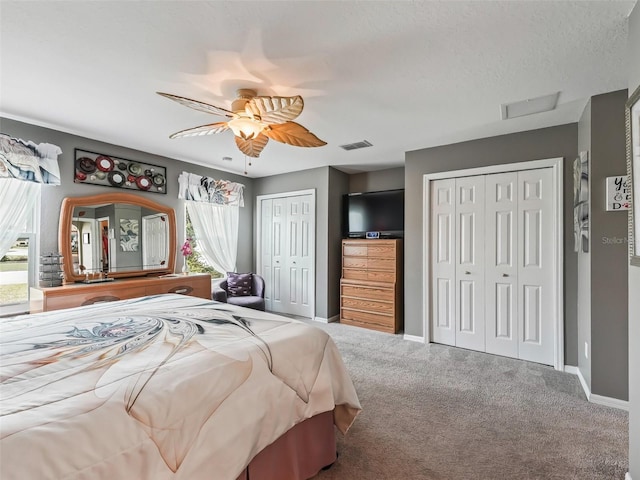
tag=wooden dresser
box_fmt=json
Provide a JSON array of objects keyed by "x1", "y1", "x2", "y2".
[
  {"x1": 30, "y1": 273, "x2": 211, "y2": 313},
  {"x1": 340, "y1": 239, "x2": 403, "y2": 333}
]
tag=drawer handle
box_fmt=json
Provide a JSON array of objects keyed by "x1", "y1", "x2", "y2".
[
  {"x1": 81, "y1": 295, "x2": 121, "y2": 306},
  {"x1": 170, "y1": 286, "x2": 193, "y2": 295}
]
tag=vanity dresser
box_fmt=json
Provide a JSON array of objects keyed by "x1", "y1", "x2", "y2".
[
  {"x1": 30, "y1": 274, "x2": 211, "y2": 313},
  {"x1": 30, "y1": 192, "x2": 211, "y2": 313}
]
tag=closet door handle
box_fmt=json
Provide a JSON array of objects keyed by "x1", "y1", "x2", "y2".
[
  {"x1": 464, "y1": 271, "x2": 470, "y2": 275},
  {"x1": 502, "y1": 273, "x2": 509, "y2": 277}
]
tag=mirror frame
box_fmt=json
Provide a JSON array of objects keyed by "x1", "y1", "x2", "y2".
[
  {"x1": 627, "y1": 83, "x2": 640, "y2": 266},
  {"x1": 59, "y1": 192, "x2": 176, "y2": 282}
]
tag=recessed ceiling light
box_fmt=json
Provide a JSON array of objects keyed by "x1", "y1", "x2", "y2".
[{"x1": 501, "y1": 92, "x2": 560, "y2": 120}]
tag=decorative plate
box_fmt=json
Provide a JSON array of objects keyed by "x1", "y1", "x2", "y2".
[
  {"x1": 117, "y1": 162, "x2": 128, "y2": 171},
  {"x1": 95, "y1": 155, "x2": 115, "y2": 172},
  {"x1": 76, "y1": 157, "x2": 96, "y2": 173},
  {"x1": 136, "y1": 176, "x2": 153, "y2": 190},
  {"x1": 152, "y1": 173, "x2": 166, "y2": 186},
  {"x1": 128, "y1": 163, "x2": 143, "y2": 175},
  {"x1": 107, "y1": 171, "x2": 126, "y2": 187},
  {"x1": 75, "y1": 171, "x2": 87, "y2": 181}
]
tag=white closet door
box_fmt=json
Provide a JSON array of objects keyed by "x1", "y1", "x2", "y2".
[
  {"x1": 285, "y1": 195, "x2": 313, "y2": 317},
  {"x1": 517, "y1": 168, "x2": 555, "y2": 365},
  {"x1": 455, "y1": 176, "x2": 486, "y2": 351},
  {"x1": 485, "y1": 173, "x2": 518, "y2": 358},
  {"x1": 431, "y1": 179, "x2": 457, "y2": 346},
  {"x1": 269, "y1": 197, "x2": 286, "y2": 313}
]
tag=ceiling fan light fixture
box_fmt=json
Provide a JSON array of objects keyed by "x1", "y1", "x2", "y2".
[{"x1": 227, "y1": 115, "x2": 265, "y2": 139}]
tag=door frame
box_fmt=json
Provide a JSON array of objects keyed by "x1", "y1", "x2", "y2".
[
  {"x1": 256, "y1": 189, "x2": 316, "y2": 318},
  {"x1": 422, "y1": 157, "x2": 565, "y2": 370}
]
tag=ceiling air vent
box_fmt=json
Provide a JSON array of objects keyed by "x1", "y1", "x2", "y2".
[
  {"x1": 500, "y1": 92, "x2": 560, "y2": 120},
  {"x1": 339, "y1": 140, "x2": 373, "y2": 151}
]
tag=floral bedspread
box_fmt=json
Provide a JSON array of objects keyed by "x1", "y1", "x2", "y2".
[{"x1": 0, "y1": 294, "x2": 360, "y2": 480}]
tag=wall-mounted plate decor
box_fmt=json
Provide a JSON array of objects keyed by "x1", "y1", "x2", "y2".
[{"x1": 74, "y1": 149, "x2": 167, "y2": 194}]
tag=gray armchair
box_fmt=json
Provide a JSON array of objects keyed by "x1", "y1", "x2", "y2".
[{"x1": 212, "y1": 273, "x2": 266, "y2": 311}]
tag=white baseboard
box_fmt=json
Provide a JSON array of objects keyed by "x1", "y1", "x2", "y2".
[
  {"x1": 313, "y1": 314, "x2": 339, "y2": 324},
  {"x1": 403, "y1": 334, "x2": 425, "y2": 343},
  {"x1": 563, "y1": 365, "x2": 579, "y2": 375},
  {"x1": 590, "y1": 394, "x2": 629, "y2": 411},
  {"x1": 565, "y1": 366, "x2": 629, "y2": 411},
  {"x1": 625, "y1": 472, "x2": 632, "y2": 480}
]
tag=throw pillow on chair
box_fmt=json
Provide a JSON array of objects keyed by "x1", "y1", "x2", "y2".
[{"x1": 226, "y1": 272, "x2": 252, "y2": 297}]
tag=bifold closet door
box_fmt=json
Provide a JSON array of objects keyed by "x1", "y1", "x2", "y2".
[
  {"x1": 431, "y1": 179, "x2": 456, "y2": 346},
  {"x1": 261, "y1": 194, "x2": 313, "y2": 317},
  {"x1": 485, "y1": 172, "x2": 519, "y2": 358},
  {"x1": 430, "y1": 168, "x2": 555, "y2": 366},
  {"x1": 454, "y1": 176, "x2": 486, "y2": 352},
  {"x1": 431, "y1": 176, "x2": 486, "y2": 350},
  {"x1": 516, "y1": 168, "x2": 554, "y2": 365}
]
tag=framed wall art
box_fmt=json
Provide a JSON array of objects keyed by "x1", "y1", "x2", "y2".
[
  {"x1": 74, "y1": 149, "x2": 167, "y2": 195},
  {"x1": 626, "y1": 84, "x2": 640, "y2": 266}
]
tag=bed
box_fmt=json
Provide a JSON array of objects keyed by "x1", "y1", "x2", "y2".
[{"x1": 0, "y1": 294, "x2": 361, "y2": 480}]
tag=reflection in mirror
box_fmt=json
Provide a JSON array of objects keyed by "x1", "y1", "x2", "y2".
[
  {"x1": 59, "y1": 193, "x2": 176, "y2": 283},
  {"x1": 71, "y1": 204, "x2": 169, "y2": 274}
]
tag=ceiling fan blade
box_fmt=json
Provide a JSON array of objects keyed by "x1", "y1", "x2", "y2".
[
  {"x1": 235, "y1": 133, "x2": 269, "y2": 158},
  {"x1": 169, "y1": 122, "x2": 229, "y2": 139},
  {"x1": 263, "y1": 121, "x2": 327, "y2": 148},
  {"x1": 246, "y1": 96, "x2": 304, "y2": 124},
  {"x1": 157, "y1": 92, "x2": 234, "y2": 117}
]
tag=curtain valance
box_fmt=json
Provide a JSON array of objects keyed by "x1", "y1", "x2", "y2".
[
  {"x1": 178, "y1": 172, "x2": 244, "y2": 207},
  {"x1": 0, "y1": 133, "x2": 62, "y2": 185}
]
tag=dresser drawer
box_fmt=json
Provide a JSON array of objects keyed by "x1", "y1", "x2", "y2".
[
  {"x1": 341, "y1": 308, "x2": 395, "y2": 332},
  {"x1": 343, "y1": 256, "x2": 368, "y2": 269},
  {"x1": 341, "y1": 296, "x2": 394, "y2": 314},
  {"x1": 366, "y1": 244, "x2": 396, "y2": 257},
  {"x1": 146, "y1": 283, "x2": 194, "y2": 296},
  {"x1": 343, "y1": 245, "x2": 368, "y2": 257},
  {"x1": 341, "y1": 283, "x2": 395, "y2": 302},
  {"x1": 367, "y1": 257, "x2": 396, "y2": 271},
  {"x1": 45, "y1": 286, "x2": 147, "y2": 311},
  {"x1": 342, "y1": 269, "x2": 368, "y2": 281},
  {"x1": 367, "y1": 271, "x2": 396, "y2": 282}
]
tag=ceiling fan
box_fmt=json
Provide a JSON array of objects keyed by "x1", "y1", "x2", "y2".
[{"x1": 157, "y1": 89, "x2": 327, "y2": 158}]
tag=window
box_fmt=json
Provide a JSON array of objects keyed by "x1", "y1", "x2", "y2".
[
  {"x1": 0, "y1": 185, "x2": 40, "y2": 316},
  {"x1": 185, "y1": 208, "x2": 223, "y2": 278}
]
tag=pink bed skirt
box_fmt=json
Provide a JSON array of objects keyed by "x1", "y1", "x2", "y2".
[{"x1": 236, "y1": 410, "x2": 337, "y2": 480}]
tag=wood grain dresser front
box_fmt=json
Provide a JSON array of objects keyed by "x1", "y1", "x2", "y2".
[{"x1": 30, "y1": 274, "x2": 211, "y2": 313}]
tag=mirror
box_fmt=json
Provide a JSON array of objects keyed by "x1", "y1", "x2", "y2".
[{"x1": 59, "y1": 192, "x2": 176, "y2": 282}]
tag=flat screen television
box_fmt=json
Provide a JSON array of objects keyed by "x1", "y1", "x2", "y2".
[{"x1": 343, "y1": 189, "x2": 404, "y2": 238}]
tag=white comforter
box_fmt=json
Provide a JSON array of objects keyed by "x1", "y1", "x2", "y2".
[{"x1": 0, "y1": 294, "x2": 361, "y2": 480}]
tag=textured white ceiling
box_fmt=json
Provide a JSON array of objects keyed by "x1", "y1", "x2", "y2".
[{"x1": 0, "y1": 1, "x2": 635, "y2": 177}]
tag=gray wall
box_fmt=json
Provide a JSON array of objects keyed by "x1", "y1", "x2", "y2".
[
  {"x1": 589, "y1": 90, "x2": 629, "y2": 400},
  {"x1": 0, "y1": 117, "x2": 255, "y2": 275},
  {"x1": 577, "y1": 99, "x2": 592, "y2": 389},
  {"x1": 628, "y1": 2, "x2": 640, "y2": 476},
  {"x1": 404, "y1": 124, "x2": 579, "y2": 366},
  {"x1": 349, "y1": 167, "x2": 405, "y2": 193},
  {"x1": 328, "y1": 168, "x2": 350, "y2": 317}
]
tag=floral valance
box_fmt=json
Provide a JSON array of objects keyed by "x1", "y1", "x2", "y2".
[
  {"x1": 0, "y1": 133, "x2": 62, "y2": 185},
  {"x1": 178, "y1": 172, "x2": 244, "y2": 207}
]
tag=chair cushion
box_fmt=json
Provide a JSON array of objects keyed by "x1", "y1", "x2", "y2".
[
  {"x1": 226, "y1": 272, "x2": 252, "y2": 297},
  {"x1": 227, "y1": 295, "x2": 265, "y2": 311}
]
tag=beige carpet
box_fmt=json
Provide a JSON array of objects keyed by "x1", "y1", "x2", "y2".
[{"x1": 306, "y1": 320, "x2": 628, "y2": 480}]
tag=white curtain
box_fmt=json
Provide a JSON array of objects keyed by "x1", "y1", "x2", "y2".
[
  {"x1": 0, "y1": 179, "x2": 40, "y2": 257},
  {"x1": 186, "y1": 201, "x2": 239, "y2": 274}
]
